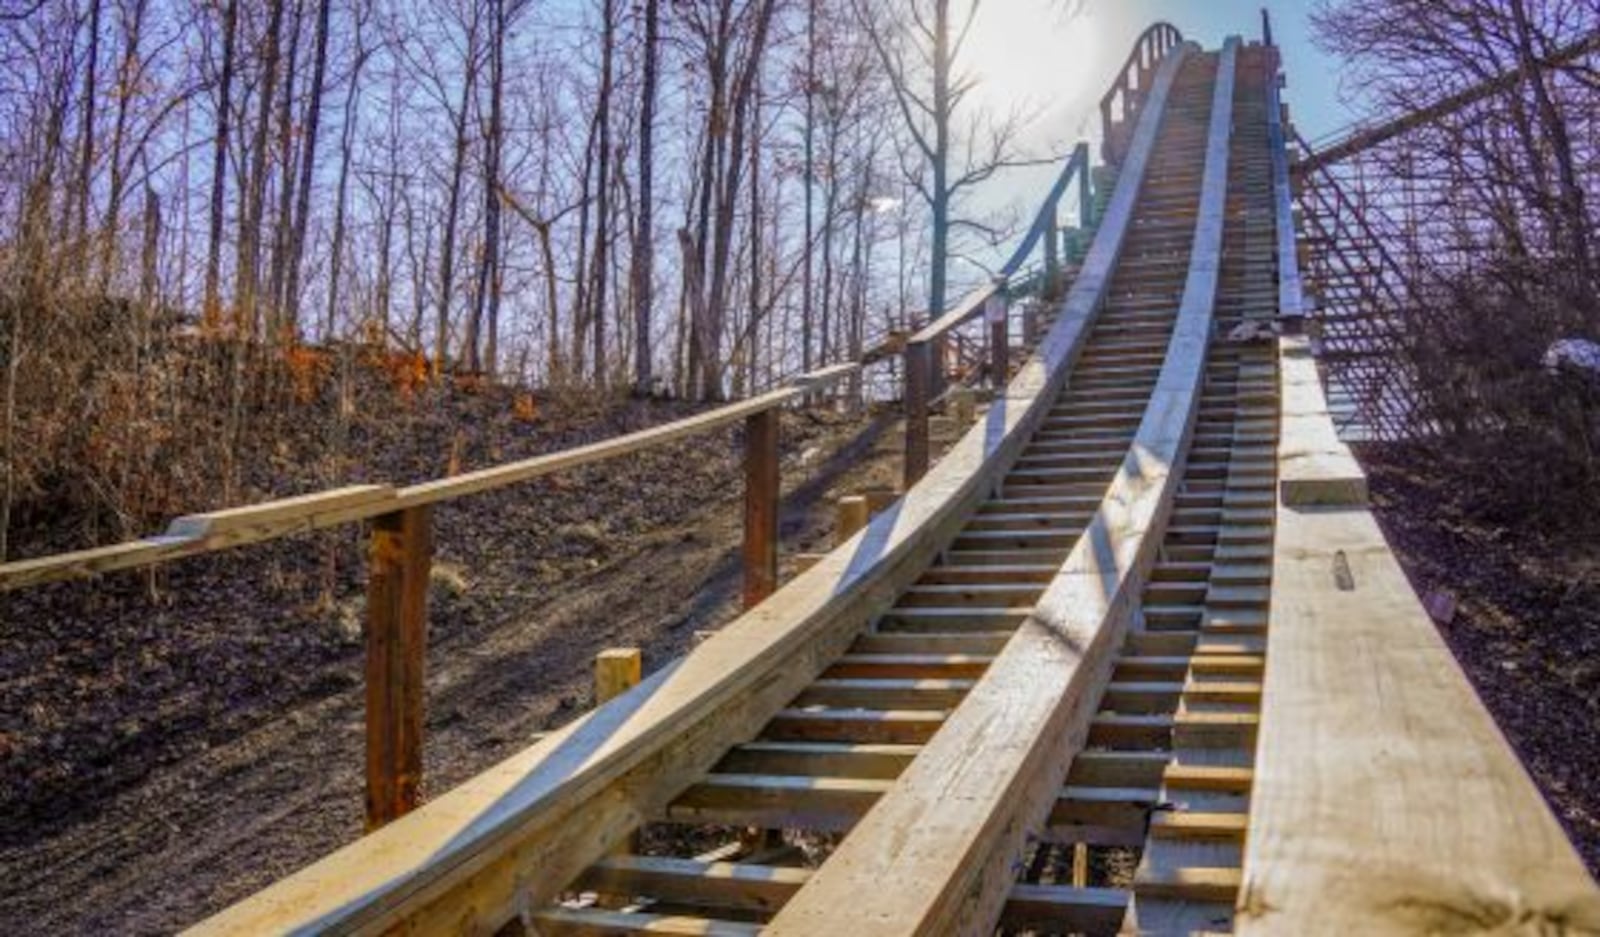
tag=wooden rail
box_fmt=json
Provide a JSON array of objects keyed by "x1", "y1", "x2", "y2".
[
  {"x1": 1, "y1": 361, "x2": 858, "y2": 829},
  {"x1": 769, "y1": 40, "x2": 1212, "y2": 934},
  {"x1": 1264, "y1": 40, "x2": 1306, "y2": 326},
  {"x1": 1099, "y1": 22, "x2": 1184, "y2": 165},
  {"x1": 1238, "y1": 38, "x2": 1600, "y2": 925}
]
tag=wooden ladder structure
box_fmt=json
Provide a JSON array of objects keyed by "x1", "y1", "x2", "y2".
[{"x1": 6, "y1": 22, "x2": 1597, "y2": 937}]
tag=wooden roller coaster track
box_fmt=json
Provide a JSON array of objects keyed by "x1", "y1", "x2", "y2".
[{"x1": 5, "y1": 22, "x2": 1598, "y2": 937}]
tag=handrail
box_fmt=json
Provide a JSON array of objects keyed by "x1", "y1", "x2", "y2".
[
  {"x1": 1099, "y1": 22, "x2": 1184, "y2": 165},
  {"x1": 1265, "y1": 41, "x2": 1305, "y2": 324},
  {"x1": 898, "y1": 21, "x2": 1185, "y2": 488},
  {"x1": 0, "y1": 360, "x2": 859, "y2": 831},
  {"x1": 0, "y1": 363, "x2": 858, "y2": 592},
  {"x1": 907, "y1": 143, "x2": 1092, "y2": 348},
  {"x1": 899, "y1": 143, "x2": 1095, "y2": 486}
]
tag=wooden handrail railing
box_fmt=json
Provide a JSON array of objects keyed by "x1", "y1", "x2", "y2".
[
  {"x1": 901, "y1": 142, "x2": 1097, "y2": 487},
  {"x1": 0, "y1": 361, "x2": 858, "y2": 829},
  {"x1": 900, "y1": 22, "x2": 1184, "y2": 488},
  {"x1": 1099, "y1": 22, "x2": 1184, "y2": 165}
]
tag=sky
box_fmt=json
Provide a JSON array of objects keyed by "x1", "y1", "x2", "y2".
[
  {"x1": 962, "y1": 0, "x2": 1361, "y2": 146},
  {"x1": 951, "y1": 0, "x2": 1366, "y2": 278}
]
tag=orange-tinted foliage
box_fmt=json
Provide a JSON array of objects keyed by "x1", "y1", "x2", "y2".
[
  {"x1": 514, "y1": 392, "x2": 539, "y2": 422},
  {"x1": 284, "y1": 344, "x2": 332, "y2": 404}
]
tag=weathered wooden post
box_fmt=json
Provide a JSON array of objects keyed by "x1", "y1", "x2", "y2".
[
  {"x1": 595, "y1": 647, "x2": 643, "y2": 860},
  {"x1": 951, "y1": 385, "x2": 977, "y2": 427},
  {"x1": 987, "y1": 278, "x2": 1010, "y2": 390},
  {"x1": 1077, "y1": 143, "x2": 1094, "y2": 229},
  {"x1": 835, "y1": 495, "x2": 870, "y2": 548},
  {"x1": 595, "y1": 648, "x2": 642, "y2": 704},
  {"x1": 1021, "y1": 299, "x2": 1041, "y2": 350},
  {"x1": 903, "y1": 340, "x2": 931, "y2": 488},
  {"x1": 365, "y1": 504, "x2": 432, "y2": 831},
  {"x1": 742, "y1": 409, "x2": 781, "y2": 609},
  {"x1": 1043, "y1": 200, "x2": 1062, "y2": 298}
]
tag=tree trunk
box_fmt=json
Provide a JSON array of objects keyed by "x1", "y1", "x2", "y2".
[
  {"x1": 703, "y1": 0, "x2": 779, "y2": 400},
  {"x1": 436, "y1": 13, "x2": 481, "y2": 377},
  {"x1": 237, "y1": 0, "x2": 287, "y2": 337},
  {"x1": 267, "y1": 0, "x2": 306, "y2": 339},
  {"x1": 589, "y1": 0, "x2": 617, "y2": 386},
  {"x1": 99, "y1": 0, "x2": 148, "y2": 290},
  {"x1": 325, "y1": 45, "x2": 362, "y2": 340},
  {"x1": 631, "y1": 0, "x2": 660, "y2": 389},
  {"x1": 203, "y1": 0, "x2": 239, "y2": 329},
  {"x1": 801, "y1": 1, "x2": 817, "y2": 372},
  {"x1": 929, "y1": 0, "x2": 951, "y2": 319},
  {"x1": 287, "y1": 0, "x2": 334, "y2": 333},
  {"x1": 75, "y1": 0, "x2": 104, "y2": 247},
  {"x1": 472, "y1": 0, "x2": 507, "y2": 377}
]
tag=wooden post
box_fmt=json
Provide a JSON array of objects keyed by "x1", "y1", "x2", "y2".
[
  {"x1": 741, "y1": 409, "x2": 780, "y2": 609},
  {"x1": 987, "y1": 279, "x2": 1009, "y2": 390},
  {"x1": 595, "y1": 648, "x2": 642, "y2": 704},
  {"x1": 1043, "y1": 207, "x2": 1061, "y2": 297},
  {"x1": 1076, "y1": 143, "x2": 1094, "y2": 229},
  {"x1": 835, "y1": 495, "x2": 870, "y2": 548},
  {"x1": 595, "y1": 647, "x2": 643, "y2": 861},
  {"x1": 903, "y1": 341, "x2": 931, "y2": 488},
  {"x1": 1101, "y1": 93, "x2": 1116, "y2": 162},
  {"x1": 951, "y1": 386, "x2": 976, "y2": 427},
  {"x1": 365, "y1": 505, "x2": 432, "y2": 832}
]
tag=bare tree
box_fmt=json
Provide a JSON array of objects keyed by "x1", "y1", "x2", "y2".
[
  {"x1": 630, "y1": 0, "x2": 660, "y2": 389},
  {"x1": 854, "y1": 0, "x2": 1034, "y2": 318}
]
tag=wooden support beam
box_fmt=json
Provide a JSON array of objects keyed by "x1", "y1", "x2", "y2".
[
  {"x1": 903, "y1": 340, "x2": 932, "y2": 487},
  {"x1": 1044, "y1": 218, "x2": 1062, "y2": 295},
  {"x1": 741, "y1": 410, "x2": 781, "y2": 608},
  {"x1": 988, "y1": 283, "x2": 1009, "y2": 390},
  {"x1": 364, "y1": 505, "x2": 432, "y2": 831}
]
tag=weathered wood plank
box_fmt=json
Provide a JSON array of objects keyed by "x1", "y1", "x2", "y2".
[
  {"x1": 1239, "y1": 449, "x2": 1600, "y2": 932},
  {"x1": 364, "y1": 506, "x2": 431, "y2": 831},
  {"x1": 1, "y1": 367, "x2": 859, "y2": 592},
  {"x1": 0, "y1": 485, "x2": 397, "y2": 591}
]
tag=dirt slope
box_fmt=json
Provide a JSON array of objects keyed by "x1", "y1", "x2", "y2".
[
  {"x1": 0, "y1": 395, "x2": 906, "y2": 934},
  {"x1": 1360, "y1": 442, "x2": 1600, "y2": 876}
]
